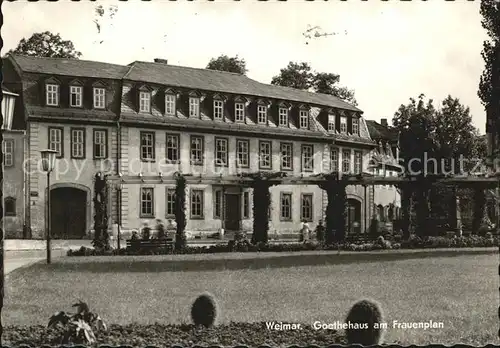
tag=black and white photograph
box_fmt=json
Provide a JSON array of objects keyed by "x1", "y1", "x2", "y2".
[{"x1": 1, "y1": 0, "x2": 498, "y2": 346}]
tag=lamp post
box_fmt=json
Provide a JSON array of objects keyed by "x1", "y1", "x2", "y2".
[
  {"x1": 117, "y1": 180, "x2": 123, "y2": 250},
  {"x1": 41, "y1": 149, "x2": 58, "y2": 264}
]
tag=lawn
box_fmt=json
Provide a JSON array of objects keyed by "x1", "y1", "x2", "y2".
[{"x1": 4, "y1": 251, "x2": 498, "y2": 345}]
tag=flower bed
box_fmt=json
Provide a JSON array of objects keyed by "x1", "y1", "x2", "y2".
[
  {"x1": 2, "y1": 323, "x2": 345, "y2": 347},
  {"x1": 67, "y1": 235, "x2": 498, "y2": 257}
]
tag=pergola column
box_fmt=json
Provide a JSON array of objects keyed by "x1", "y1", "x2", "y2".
[{"x1": 449, "y1": 187, "x2": 462, "y2": 236}]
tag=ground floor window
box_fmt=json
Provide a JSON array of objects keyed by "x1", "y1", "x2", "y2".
[
  {"x1": 191, "y1": 189, "x2": 204, "y2": 219},
  {"x1": 140, "y1": 187, "x2": 154, "y2": 217},
  {"x1": 280, "y1": 192, "x2": 292, "y2": 220},
  {"x1": 242, "y1": 191, "x2": 249, "y2": 219},
  {"x1": 165, "y1": 188, "x2": 176, "y2": 217},
  {"x1": 300, "y1": 193, "x2": 313, "y2": 222}
]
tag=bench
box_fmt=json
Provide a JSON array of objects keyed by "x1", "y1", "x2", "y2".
[{"x1": 126, "y1": 238, "x2": 175, "y2": 252}]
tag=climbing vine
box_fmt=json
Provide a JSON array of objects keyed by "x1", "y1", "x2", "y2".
[
  {"x1": 174, "y1": 172, "x2": 187, "y2": 251},
  {"x1": 317, "y1": 172, "x2": 347, "y2": 244},
  {"x1": 92, "y1": 173, "x2": 110, "y2": 250}
]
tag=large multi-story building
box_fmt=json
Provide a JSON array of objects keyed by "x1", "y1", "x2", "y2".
[{"x1": 3, "y1": 54, "x2": 399, "y2": 239}]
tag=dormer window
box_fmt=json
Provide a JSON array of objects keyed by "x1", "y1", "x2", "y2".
[
  {"x1": 235, "y1": 102, "x2": 245, "y2": 122},
  {"x1": 213, "y1": 100, "x2": 224, "y2": 120},
  {"x1": 340, "y1": 116, "x2": 347, "y2": 133},
  {"x1": 93, "y1": 88, "x2": 106, "y2": 109},
  {"x1": 279, "y1": 107, "x2": 288, "y2": 127},
  {"x1": 46, "y1": 84, "x2": 59, "y2": 106},
  {"x1": 139, "y1": 91, "x2": 151, "y2": 113},
  {"x1": 352, "y1": 117, "x2": 359, "y2": 135},
  {"x1": 299, "y1": 110, "x2": 309, "y2": 129},
  {"x1": 189, "y1": 97, "x2": 200, "y2": 117},
  {"x1": 70, "y1": 85, "x2": 83, "y2": 107},
  {"x1": 165, "y1": 94, "x2": 176, "y2": 116},
  {"x1": 328, "y1": 114, "x2": 335, "y2": 132},
  {"x1": 257, "y1": 105, "x2": 267, "y2": 124}
]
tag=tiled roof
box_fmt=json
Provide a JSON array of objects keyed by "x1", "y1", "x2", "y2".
[
  {"x1": 9, "y1": 54, "x2": 129, "y2": 79},
  {"x1": 124, "y1": 61, "x2": 362, "y2": 113},
  {"x1": 365, "y1": 120, "x2": 398, "y2": 142}
]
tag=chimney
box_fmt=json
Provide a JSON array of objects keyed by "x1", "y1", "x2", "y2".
[
  {"x1": 154, "y1": 58, "x2": 168, "y2": 64},
  {"x1": 380, "y1": 118, "x2": 388, "y2": 127}
]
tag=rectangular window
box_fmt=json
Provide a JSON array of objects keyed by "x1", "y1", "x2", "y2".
[
  {"x1": 46, "y1": 84, "x2": 59, "y2": 106},
  {"x1": 340, "y1": 116, "x2": 347, "y2": 133},
  {"x1": 279, "y1": 108, "x2": 288, "y2": 127},
  {"x1": 235, "y1": 102, "x2": 245, "y2": 122},
  {"x1": 301, "y1": 144, "x2": 314, "y2": 172},
  {"x1": 242, "y1": 191, "x2": 249, "y2": 219},
  {"x1": 257, "y1": 105, "x2": 267, "y2": 124},
  {"x1": 236, "y1": 139, "x2": 249, "y2": 168},
  {"x1": 280, "y1": 142, "x2": 293, "y2": 171},
  {"x1": 3, "y1": 139, "x2": 14, "y2": 167},
  {"x1": 215, "y1": 137, "x2": 228, "y2": 167},
  {"x1": 213, "y1": 100, "x2": 224, "y2": 120},
  {"x1": 214, "y1": 189, "x2": 223, "y2": 219},
  {"x1": 139, "y1": 91, "x2": 151, "y2": 113},
  {"x1": 352, "y1": 118, "x2": 359, "y2": 135},
  {"x1": 93, "y1": 129, "x2": 107, "y2": 159},
  {"x1": 342, "y1": 150, "x2": 351, "y2": 173},
  {"x1": 190, "y1": 135, "x2": 204, "y2": 165},
  {"x1": 300, "y1": 110, "x2": 309, "y2": 129},
  {"x1": 280, "y1": 192, "x2": 292, "y2": 221},
  {"x1": 70, "y1": 86, "x2": 83, "y2": 107},
  {"x1": 71, "y1": 128, "x2": 85, "y2": 159},
  {"x1": 328, "y1": 114, "x2": 335, "y2": 132},
  {"x1": 330, "y1": 148, "x2": 338, "y2": 172},
  {"x1": 165, "y1": 94, "x2": 176, "y2": 116},
  {"x1": 93, "y1": 87, "x2": 106, "y2": 109},
  {"x1": 48, "y1": 127, "x2": 63, "y2": 158},
  {"x1": 165, "y1": 188, "x2": 176, "y2": 217},
  {"x1": 259, "y1": 140, "x2": 272, "y2": 169},
  {"x1": 140, "y1": 187, "x2": 154, "y2": 217},
  {"x1": 140, "y1": 131, "x2": 155, "y2": 161},
  {"x1": 354, "y1": 150, "x2": 363, "y2": 174},
  {"x1": 189, "y1": 97, "x2": 200, "y2": 117},
  {"x1": 191, "y1": 189, "x2": 204, "y2": 219},
  {"x1": 301, "y1": 193, "x2": 313, "y2": 222},
  {"x1": 166, "y1": 134, "x2": 180, "y2": 163}
]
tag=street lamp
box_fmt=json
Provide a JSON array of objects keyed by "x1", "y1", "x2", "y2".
[
  {"x1": 41, "y1": 149, "x2": 58, "y2": 264},
  {"x1": 116, "y1": 179, "x2": 124, "y2": 250}
]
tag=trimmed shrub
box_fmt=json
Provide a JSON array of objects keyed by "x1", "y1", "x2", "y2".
[
  {"x1": 191, "y1": 292, "x2": 218, "y2": 328},
  {"x1": 345, "y1": 299, "x2": 384, "y2": 345}
]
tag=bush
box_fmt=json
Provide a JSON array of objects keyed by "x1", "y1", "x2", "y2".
[
  {"x1": 191, "y1": 292, "x2": 218, "y2": 328},
  {"x1": 345, "y1": 299, "x2": 384, "y2": 345}
]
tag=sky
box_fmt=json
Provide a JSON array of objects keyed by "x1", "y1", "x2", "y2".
[{"x1": 2, "y1": 0, "x2": 489, "y2": 133}]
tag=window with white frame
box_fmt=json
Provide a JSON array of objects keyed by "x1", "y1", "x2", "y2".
[
  {"x1": 328, "y1": 114, "x2": 335, "y2": 132},
  {"x1": 235, "y1": 102, "x2": 245, "y2": 122},
  {"x1": 46, "y1": 84, "x2": 59, "y2": 106},
  {"x1": 257, "y1": 105, "x2": 267, "y2": 124},
  {"x1": 301, "y1": 193, "x2": 313, "y2": 222},
  {"x1": 70, "y1": 86, "x2": 83, "y2": 107},
  {"x1": 342, "y1": 150, "x2": 351, "y2": 173},
  {"x1": 214, "y1": 189, "x2": 223, "y2": 219},
  {"x1": 242, "y1": 191, "x2": 249, "y2": 219},
  {"x1": 236, "y1": 139, "x2": 249, "y2": 167},
  {"x1": 140, "y1": 187, "x2": 154, "y2": 217},
  {"x1": 189, "y1": 97, "x2": 200, "y2": 117},
  {"x1": 280, "y1": 193, "x2": 292, "y2": 220},
  {"x1": 71, "y1": 128, "x2": 85, "y2": 159},
  {"x1": 165, "y1": 188, "x2": 176, "y2": 217},
  {"x1": 301, "y1": 144, "x2": 314, "y2": 172},
  {"x1": 354, "y1": 150, "x2": 362, "y2": 174},
  {"x1": 213, "y1": 100, "x2": 224, "y2": 120},
  {"x1": 139, "y1": 91, "x2": 151, "y2": 113},
  {"x1": 215, "y1": 138, "x2": 228, "y2": 166},
  {"x1": 279, "y1": 107, "x2": 288, "y2": 127},
  {"x1": 259, "y1": 141, "x2": 272, "y2": 169},
  {"x1": 93, "y1": 88, "x2": 106, "y2": 109},
  {"x1": 300, "y1": 110, "x2": 309, "y2": 129},
  {"x1": 280, "y1": 142, "x2": 293, "y2": 170},
  {"x1": 140, "y1": 132, "x2": 155, "y2": 161},
  {"x1": 190, "y1": 189, "x2": 204, "y2": 218},
  {"x1": 166, "y1": 134, "x2": 180, "y2": 163},
  {"x1": 330, "y1": 148, "x2": 338, "y2": 172},
  {"x1": 165, "y1": 94, "x2": 176, "y2": 115},
  {"x1": 190, "y1": 136, "x2": 204, "y2": 165},
  {"x1": 93, "y1": 129, "x2": 107, "y2": 159},
  {"x1": 340, "y1": 116, "x2": 347, "y2": 133},
  {"x1": 48, "y1": 127, "x2": 63, "y2": 157},
  {"x1": 352, "y1": 117, "x2": 359, "y2": 135},
  {"x1": 3, "y1": 140, "x2": 14, "y2": 167}
]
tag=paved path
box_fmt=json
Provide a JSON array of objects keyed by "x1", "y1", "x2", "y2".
[{"x1": 4, "y1": 250, "x2": 67, "y2": 275}]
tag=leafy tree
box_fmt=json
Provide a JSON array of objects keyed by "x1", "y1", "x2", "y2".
[
  {"x1": 206, "y1": 55, "x2": 247, "y2": 75},
  {"x1": 8, "y1": 31, "x2": 82, "y2": 59},
  {"x1": 311, "y1": 72, "x2": 357, "y2": 105}
]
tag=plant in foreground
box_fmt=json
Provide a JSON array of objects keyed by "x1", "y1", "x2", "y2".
[
  {"x1": 191, "y1": 292, "x2": 218, "y2": 328},
  {"x1": 345, "y1": 298, "x2": 384, "y2": 345},
  {"x1": 47, "y1": 300, "x2": 107, "y2": 344}
]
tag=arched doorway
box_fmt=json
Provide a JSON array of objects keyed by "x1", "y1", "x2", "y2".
[
  {"x1": 347, "y1": 198, "x2": 362, "y2": 234},
  {"x1": 50, "y1": 187, "x2": 88, "y2": 239}
]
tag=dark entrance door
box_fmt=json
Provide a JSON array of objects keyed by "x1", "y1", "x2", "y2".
[
  {"x1": 347, "y1": 199, "x2": 361, "y2": 234},
  {"x1": 50, "y1": 187, "x2": 87, "y2": 239},
  {"x1": 224, "y1": 193, "x2": 240, "y2": 231}
]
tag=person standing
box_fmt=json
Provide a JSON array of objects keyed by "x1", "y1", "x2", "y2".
[{"x1": 315, "y1": 220, "x2": 325, "y2": 244}]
